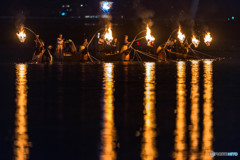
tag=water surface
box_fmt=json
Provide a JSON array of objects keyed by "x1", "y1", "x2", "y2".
[{"x1": 0, "y1": 60, "x2": 240, "y2": 160}]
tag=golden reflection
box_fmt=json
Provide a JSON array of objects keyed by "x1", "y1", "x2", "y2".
[
  {"x1": 14, "y1": 64, "x2": 30, "y2": 160},
  {"x1": 174, "y1": 61, "x2": 187, "y2": 160},
  {"x1": 190, "y1": 61, "x2": 200, "y2": 160},
  {"x1": 141, "y1": 62, "x2": 158, "y2": 160},
  {"x1": 100, "y1": 63, "x2": 116, "y2": 160},
  {"x1": 202, "y1": 60, "x2": 213, "y2": 160}
]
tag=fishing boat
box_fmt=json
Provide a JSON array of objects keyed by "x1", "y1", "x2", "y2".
[{"x1": 16, "y1": 25, "x2": 214, "y2": 63}]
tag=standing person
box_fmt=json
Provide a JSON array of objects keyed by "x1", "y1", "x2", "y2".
[
  {"x1": 124, "y1": 35, "x2": 130, "y2": 46},
  {"x1": 57, "y1": 34, "x2": 64, "y2": 55},
  {"x1": 83, "y1": 38, "x2": 89, "y2": 47},
  {"x1": 120, "y1": 35, "x2": 130, "y2": 54},
  {"x1": 34, "y1": 35, "x2": 43, "y2": 55},
  {"x1": 111, "y1": 38, "x2": 119, "y2": 54},
  {"x1": 32, "y1": 35, "x2": 44, "y2": 61},
  {"x1": 79, "y1": 38, "x2": 88, "y2": 54},
  {"x1": 97, "y1": 34, "x2": 105, "y2": 52}
]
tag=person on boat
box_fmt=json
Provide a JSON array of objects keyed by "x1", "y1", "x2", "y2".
[
  {"x1": 34, "y1": 35, "x2": 43, "y2": 55},
  {"x1": 65, "y1": 39, "x2": 77, "y2": 54},
  {"x1": 111, "y1": 38, "x2": 119, "y2": 54},
  {"x1": 182, "y1": 40, "x2": 189, "y2": 58},
  {"x1": 167, "y1": 39, "x2": 174, "y2": 47},
  {"x1": 83, "y1": 38, "x2": 89, "y2": 47},
  {"x1": 97, "y1": 34, "x2": 105, "y2": 52},
  {"x1": 124, "y1": 35, "x2": 130, "y2": 46},
  {"x1": 32, "y1": 35, "x2": 44, "y2": 60},
  {"x1": 57, "y1": 34, "x2": 64, "y2": 55},
  {"x1": 79, "y1": 38, "x2": 89, "y2": 55},
  {"x1": 120, "y1": 35, "x2": 131, "y2": 54},
  {"x1": 41, "y1": 45, "x2": 53, "y2": 63},
  {"x1": 156, "y1": 45, "x2": 167, "y2": 61},
  {"x1": 32, "y1": 41, "x2": 46, "y2": 62},
  {"x1": 147, "y1": 40, "x2": 155, "y2": 55}
]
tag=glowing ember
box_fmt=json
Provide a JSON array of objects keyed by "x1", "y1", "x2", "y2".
[
  {"x1": 16, "y1": 26, "x2": 26, "y2": 43},
  {"x1": 204, "y1": 32, "x2": 212, "y2": 46},
  {"x1": 104, "y1": 25, "x2": 113, "y2": 45},
  {"x1": 146, "y1": 25, "x2": 155, "y2": 44},
  {"x1": 192, "y1": 35, "x2": 200, "y2": 48},
  {"x1": 177, "y1": 26, "x2": 185, "y2": 43}
]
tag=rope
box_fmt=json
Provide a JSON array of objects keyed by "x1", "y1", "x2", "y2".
[
  {"x1": 189, "y1": 48, "x2": 201, "y2": 59},
  {"x1": 131, "y1": 47, "x2": 159, "y2": 60},
  {"x1": 86, "y1": 28, "x2": 105, "y2": 62},
  {"x1": 129, "y1": 30, "x2": 147, "y2": 48},
  {"x1": 87, "y1": 28, "x2": 104, "y2": 48},
  {"x1": 191, "y1": 48, "x2": 216, "y2": 58},
  {"x1": 89, "y1": 54, "x2": 100, "y2": 62},
  {"x1": 135, "y1": 51, "x2": 143, "y2": 62},
  {"x1": 167, "y1": 50, "x2": 197, "y2": 58}
]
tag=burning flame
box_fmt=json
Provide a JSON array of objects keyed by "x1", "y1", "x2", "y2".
[
  {"x1": 146, "y1": 25, "x2": 155, "y2": 44},
  {"x1": 204, "y1": 32, "x2": 212, "y2": 46},
  {"x1": 192, "y1": 35, "x2": 200, "y2": 48},
  {"x1": 16, "y1": 26, "x2": 26, "y2": 43},
  {"x1": 104, "y1": 25, "x2": 113, "y2": 44},
  {"x1": 178, "y1": 26, "x2": 185, "y2": 43}
]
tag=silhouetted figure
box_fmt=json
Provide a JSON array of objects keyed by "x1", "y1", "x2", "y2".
[{"x1": 111, "y1": 38, "x2": 119, "y2": 54}]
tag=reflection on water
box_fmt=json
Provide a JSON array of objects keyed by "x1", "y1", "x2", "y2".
[
  {"x1": 190, "y1": 61, "x2": 200, "y2": 160},
  {"x1": 14, "y1": 64, "x2": 30, "y2": 160},
  {"x1": 100, "y1": 63, "x2": 116, "y2": 160},
  {"x1": 202, "y1": 60, "x2": 213, "y2": 160},
  {"x1": 174, "y1": 61, "x2": 187, "y2": 160},
  {"x1": 141, "y1": 62, "x2": 158, "y2": 160},
  {"x1": 174, "y1": 60, "x2": 214, "y2": 160}
]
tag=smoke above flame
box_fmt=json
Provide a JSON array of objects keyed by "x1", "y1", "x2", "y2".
[{"x1": 133, "y1": 0, "x2": 155, "y2": 27}]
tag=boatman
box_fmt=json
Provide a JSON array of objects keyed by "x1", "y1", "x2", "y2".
[
  {"x1": 34, "y1": 35, "x2": 43, "y2": 55},
  {"x1": 147, "y1": 39, "x2": 155, "y2": 55},
  {"x1": 97, "y1": 34, "x2": 105, "y2": 52},
  {"x1": 57, "y1": 34, "x2": 64, "y2": 55},
  {"x1": 111, "y1": 38, "x2": 119, "y2": 54},
  {"x1": 124, "y1": 35, "x2": 130, "y2": 46},
  {"x1": 83, "y1": 38, "x2": 89, "y2": 47}
]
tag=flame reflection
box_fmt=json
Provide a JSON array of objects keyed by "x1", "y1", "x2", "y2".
[
  {"x1": 174, "y1": 61, "x2": 187, "y2": 160},
  {"x1": 141, "y1": 62, "x2": 158, "y2": 160},
  {"x1": 202, "y1": 60, "x2": 213, "y2": 160},
  {"x1": 100, "y1": 63, "x2": 116, "y2": 160},
  {"x1": 190, "y1": 61, "x2": 200, "y2": 160},
  {"x1": 14, "y1": 64, "x2": 30, "y2": 160}
]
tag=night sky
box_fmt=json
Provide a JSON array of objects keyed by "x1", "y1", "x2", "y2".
[{"x1": 0, "y1": 0, "x2": 239, "y2": 19}]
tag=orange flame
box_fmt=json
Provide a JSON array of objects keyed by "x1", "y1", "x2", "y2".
[
  {"x1": 146, "y1": 25, "x2": 155, "y2": 45},
  {"x1": 104, "y1": 25, "x2": 113, "y2": 44},
  {"x1": 204, "y1": 32, "x2": 212, "y2": 46},
  {"x1": 178, "y1": 26, "x2": 185, "y2": 43},
  {"x1": 16, "y1": 26, "x2": 26, "y2": 43},
  {"x1": 192, "y1": 35, "x2": 200, "y2": 48}
]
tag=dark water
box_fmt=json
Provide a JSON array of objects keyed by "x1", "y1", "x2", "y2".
[{"x1": 1, "y1": 59, "x2": 240, "y2": 160}]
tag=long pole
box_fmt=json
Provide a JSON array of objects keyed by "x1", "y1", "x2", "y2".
[
  {"x1": 129, "y1": 30, "x2": 146, "y2": 48},
  {"x1": 23, "y1": 27, "x2": 37, "y2": 37}
]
